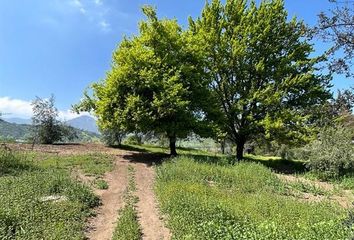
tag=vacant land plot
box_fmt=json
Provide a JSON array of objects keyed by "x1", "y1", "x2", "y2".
[
  {"x1": 0, "y1": 147, "x2": 107, "y2": 239},
  {"x1": 155, "y1": 156, "x2": 354, "y2": 239}
]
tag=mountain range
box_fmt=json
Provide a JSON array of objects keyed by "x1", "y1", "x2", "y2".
[{"x1": 3, "y1": 116, "x2": 99, "y2": 134}]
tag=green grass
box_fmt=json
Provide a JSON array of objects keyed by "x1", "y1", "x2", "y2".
[
  {"x1": 34, "y1": 153, "x2": 114, "y2": 176},
  {"x1": 155, "y1": 156, "x2": 353, "y2": 239},
  {"x1": 94, "y1": 178, "x2": 109, "y2": 189},
  {"x1": 112, "y1": 165, "x2": 142, "y2": 240},
  {"x1": 112, "y1": 205, "x2": 141, "y2": 240},
  {"x1": 0, "y1": 147, "x2": 117, "y2": 239}
]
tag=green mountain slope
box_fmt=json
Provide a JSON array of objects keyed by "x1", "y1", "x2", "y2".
[{"x1": 0, "y1": 119, "x2": 100, "y2": 142}]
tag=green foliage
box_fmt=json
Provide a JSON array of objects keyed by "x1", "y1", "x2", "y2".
[
  {"x1": 31, "y1": 95, "x2": 64, "y2": 144},
  {"x1": 101, "y1": 128, "x2": 125, "y2": 146},
  {"x1": 94, "y1": 178, "x2": 109, "y2": 190},
  {"x1": 112, "y1": 205, "x2": 141, "y2": 240},
  {"x1": 0, "y1": 119, "x2": 32, "y2": 141},
  {"x1": 306, "y1": 126, "x2": 354, "y2": 179},
  {"x1": 0, "y1": 149, "x2": 99, "y2": 240},
  {"x1": 75, "y1": 6, "x2": 208, "y2": 155},
  {"x1": 124, "y1": 134, "x2": 143, "y2": 145},
  {"x1": 189, "y1": 0, "x2": 331, "y2": 159},
  {"x1": 0, "y1": 146, "x2": 31, "y2": 176},
  {"x1": 155, "y1": 157, "x2": 352, "y2": 239}
]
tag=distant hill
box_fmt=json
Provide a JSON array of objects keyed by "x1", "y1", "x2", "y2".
[
  {"x1": 3, "y1": 117, "x2": 32, "y2": 125},
  {"x1": 0, "y1": 119, "x2": 32, "y2": 140},
  {"x1": 0, "y1": 119, "x2": 100, "y2": 143},
  {"x1": 3, "y1": 115, "x2": 100, "y2": 134},
  {"x1": 66, "y1": 116, "x2": 99, "y2": 134}
]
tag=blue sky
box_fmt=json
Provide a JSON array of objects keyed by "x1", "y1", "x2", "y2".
[{"x1": 0, "y1": 0, "x2": 352, "y2": 119}]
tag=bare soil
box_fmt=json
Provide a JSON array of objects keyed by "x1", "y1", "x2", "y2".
[
  {"x1": 134, "y1": 161, "x2": 171, "y2": 240},
  {"x1": 86, "y1": 157, "x2": 129, "y2": 240},
  {"x1": 277, "y1": 173, "x2": 354, "y2": 208}
]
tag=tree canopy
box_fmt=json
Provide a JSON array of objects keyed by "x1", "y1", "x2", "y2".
[
  {"x1": 189, "y1": 0, "x2": 331, "y2": 159},
  {"x1": 75, "y1": 6, "x2": 207, "y2": 155},
  {"x1": 76, "y1": 0, "x2": 332, "y2": 159}
]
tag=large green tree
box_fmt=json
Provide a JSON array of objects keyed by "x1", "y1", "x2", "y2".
[
  {"x1": 189, "y1": 0, "x2": 331, "y2": 159},
  {"x1": 75, "y1": 6, "x2": 206, "y2": 155}
]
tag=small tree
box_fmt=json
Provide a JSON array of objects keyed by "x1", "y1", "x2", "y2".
[{"x1": 31, "y1": 95, "x2": 70, "y2": 144}]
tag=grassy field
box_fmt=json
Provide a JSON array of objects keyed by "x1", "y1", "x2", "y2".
[
  {"x1": 155, "y1": 156, "x2": 354, "y2": 239},
  {"x1": 0, "y1": 147, "x2": 113, "y2": 239}
]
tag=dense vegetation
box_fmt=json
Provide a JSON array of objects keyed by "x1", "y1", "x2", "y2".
[{"x1": 156, "y1": 157, "x2": 353, "y2": 239}]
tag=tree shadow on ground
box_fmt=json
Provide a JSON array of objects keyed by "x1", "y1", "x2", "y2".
[
  {"x1": 110, "y1": 144, "x2": 307, "y2": 174},
  {"x1": 110, "y1": 144, "x2": 148, "y2": 152},
  {"x1": 122, "y1": 152, "x2": 170, "y2": 166},
  {"x1": 244, "y1": 157, "x2": 307, "y2": 174},
  {"x1": 180, "y1": 153, "x2": 307, "y2": 175}
]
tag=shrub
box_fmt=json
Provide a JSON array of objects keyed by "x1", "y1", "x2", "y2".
[
  {"x1": 123, "y1": 134, "x2": 143, "y2": 145},
  {"x1": 306, "y1": 126, "x2": 354, "y2": 179},
  {"x1": 276, "y1": 144, "x2": 294, "y2": 160}
]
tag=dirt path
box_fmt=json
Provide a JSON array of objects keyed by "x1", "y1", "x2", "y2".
[
  {"x1": 86, "y1": 157, "x2": 129, "y2": 240},
  {"x1": 134, "y1": 162, "x2": 171, "y2": 240},
  {"x1": 9, "y1": 143, "x2": 171, "y2": 239},
  {"x1": 276, "y1": 173, "x2": 354, "y2": 208}
]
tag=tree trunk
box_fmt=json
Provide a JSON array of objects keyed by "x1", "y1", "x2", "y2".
[
  {"x1": 220, "y1": 140, "x2": 225, "y2": 154},
  {"x1": 169, "y1": 135, "x2": 177, "y2": 156},
  {"x1": 236, "y1": 139, "x2": 246, "y2": 161}
]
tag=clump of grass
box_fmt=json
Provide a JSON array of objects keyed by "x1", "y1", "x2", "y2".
[
  {"x1": 0, "y1": 145, "x2": 32, "y2": 176},
  {"x1": 94, "y1": 178, "x2": 109, "y2": 190},
  {"x1": 112, "y1": 165, "x2": 142, "y2": 240},
  {"x1": 155, "y1": 156, "x2": 353, "y2": 239},
  {"x1": 287, "y1": 180, "x2": 330, "y2": 196}
]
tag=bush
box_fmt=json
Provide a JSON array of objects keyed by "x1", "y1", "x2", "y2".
[
  {"x1": 123, "y1": 134, "x2": 143, "y2": 145},
  {"x1": 306, "y1": 126, "x2": 354, "y2": 179},
  {"x1": 276, "y1": 144, "x2": 294, "y2": 160}
]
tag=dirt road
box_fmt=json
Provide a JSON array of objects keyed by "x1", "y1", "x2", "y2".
[{"x1": 14, "y1": 144, "x2": 171, "y2": 240}]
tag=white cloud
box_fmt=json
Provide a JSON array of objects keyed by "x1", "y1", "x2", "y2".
[
  {"x1": 69, "y1": 0, "x2": 86, "y2": 14},
  {"x1": 0, "y1": 97, "x2": 33, "y2": 118},
  {"x1": 99, "y1": 20, "x2": 111, "y2": 32},
  {"x1": 67, "y1": 0, "x2": 112, "y2": 32},
  {"x1": 94, "y1": 0, "x2": 103, "y2": 6},
  {"x1": 0, "y1": 97, "x2": 92, "y2": 120}
]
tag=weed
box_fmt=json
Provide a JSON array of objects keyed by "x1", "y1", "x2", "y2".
[{"x1": 94, "y1": 179, "x2": 109, "y2": 190}]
